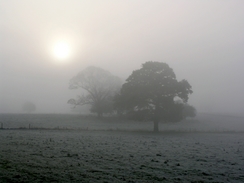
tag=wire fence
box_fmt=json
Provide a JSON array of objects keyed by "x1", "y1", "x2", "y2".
[{"x1": 0, "y1": 113, "x2": 244, "y2": 133}]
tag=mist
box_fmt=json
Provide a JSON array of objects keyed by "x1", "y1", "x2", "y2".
[{"x1": 1, "y1": 0, "x2": 244, "y2": 115}]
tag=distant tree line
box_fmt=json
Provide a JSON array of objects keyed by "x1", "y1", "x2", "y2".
[{"x1": 68, "y1": 61, "x2": 196, "y2": 132}]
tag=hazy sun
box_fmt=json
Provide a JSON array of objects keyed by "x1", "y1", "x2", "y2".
[{"x1": 53, "y1": 41, "x2": 71, "y2": 61}]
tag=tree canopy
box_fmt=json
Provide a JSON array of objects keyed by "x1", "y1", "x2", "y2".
[
  {"x1": 114, "y1": 61, "x2": 193, "y2": 132},
  {"x1": 182, "y1": 104, "x2": 197, "y2": 119},
  {"x1": 68, "y1": 66, "x2": 121, "y2": 117}
]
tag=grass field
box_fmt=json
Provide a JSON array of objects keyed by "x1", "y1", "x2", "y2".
[{"x1": 0, "y1": 114, "x2": 244, "y2": 182}]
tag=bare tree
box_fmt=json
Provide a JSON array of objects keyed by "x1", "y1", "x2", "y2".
[{"x1": 68, "y1": 66, "x2": 121, "y2": 117}]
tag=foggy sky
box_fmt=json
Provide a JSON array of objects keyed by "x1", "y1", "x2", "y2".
[{"x1": 1, "y1": 0, "x2": 244, "y2": 115}]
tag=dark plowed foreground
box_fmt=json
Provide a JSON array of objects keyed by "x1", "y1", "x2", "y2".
[{"x1": 0, "y1": 130, "x2": 243, "y2": 183}]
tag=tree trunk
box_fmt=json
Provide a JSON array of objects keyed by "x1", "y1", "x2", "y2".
[
  {"x1": 153, "y1": 120, "x2": 159, "y2": 132},
  {"x1": 153, "y1": 103, "x2": 160, "y2": 132}
]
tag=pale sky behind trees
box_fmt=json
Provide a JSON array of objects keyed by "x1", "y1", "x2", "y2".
[{"x1": 1, "y1": 0, "x2": 244, "y2": 115}]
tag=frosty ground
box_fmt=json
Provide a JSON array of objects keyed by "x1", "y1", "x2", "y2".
[{"x1": 0, "y1": 114, "x2": 244, "y2": 182}]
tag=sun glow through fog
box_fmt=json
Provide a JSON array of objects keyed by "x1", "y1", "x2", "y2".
[{"x1": 53, "y1": 41, "x2": 71, "y2": 61}]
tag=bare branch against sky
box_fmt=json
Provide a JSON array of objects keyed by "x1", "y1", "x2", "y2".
[{"x1": 0, "y1": 0, "x2": 244, "y2": 114}]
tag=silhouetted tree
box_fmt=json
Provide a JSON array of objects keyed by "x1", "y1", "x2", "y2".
[
  {"x1": 114, "y1": 61, "x2": 193, "y2": 132},
  {"x1": 22, "y1": 101, "x2": 36, "y2": 113},
  {"x1": 68, "y1": 66, "x2": 121, "y2": 117}
]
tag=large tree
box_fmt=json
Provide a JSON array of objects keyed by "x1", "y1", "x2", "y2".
[
  {"x1": 68, "y1": 66, "x2": 121, "y2": 117},
  {"x1": 114, "y1": 61, "x2": 193, "y2": 132}
]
